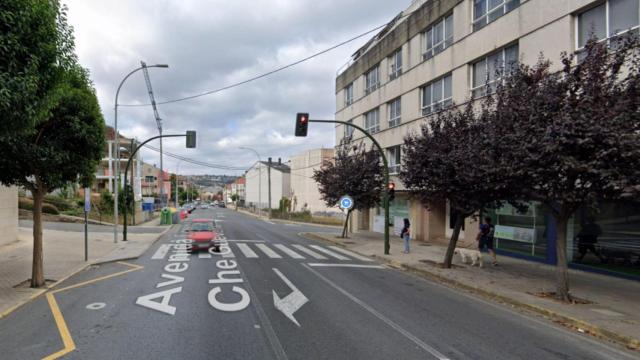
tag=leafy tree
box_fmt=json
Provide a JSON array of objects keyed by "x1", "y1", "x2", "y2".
[
  {"x1": 401, "y1": 102, "x2": 516, "y2": 267},
  {"x1": 231, "y1": 193, "x2": 240, "y2": 210},
  {"x1": 0, "y1": 66, "x2": 105, "y2": 287},
  {"x1": 0, "y1": 0, "x2": 76, "y2": 134},
  {"x1": 491, "y1": 35, "x2": 640, "y2": 301},
  {"x1": 313, "y1": 140, "x2": 384, "y2": 238}
]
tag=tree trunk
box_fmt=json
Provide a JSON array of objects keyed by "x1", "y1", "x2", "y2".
[
  {"x1": 341, "y1": 210, "x2": 352, "y2": 238},
  {"x1": 555, "y1": 214, "x2": 572, "y2": 302},
  {"x1": 443, "y1": 213, "x2": 465, "y2": 268},
  {"x1": 31, "y1": 187, "x2": 46, "y2": 288}
]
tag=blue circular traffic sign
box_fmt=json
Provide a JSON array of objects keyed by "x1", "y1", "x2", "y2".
[{"x1": 339, "y1": 196, "x2": 354, "y2": 210}]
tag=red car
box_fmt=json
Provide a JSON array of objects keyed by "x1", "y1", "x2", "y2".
[{"x1": 187, "y1": 219, "x2": 220, "y2": 252}]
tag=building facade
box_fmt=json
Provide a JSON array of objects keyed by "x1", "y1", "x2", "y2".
[
  {"x1": 290, "y1": 148, "x2": 338, "y2": 215},
  {"x1": 335, "y1": 0, "x2": 640, "y2": 278},
  {"x1": 93, "y1": 126, "x2": 142, "y2": 201},
  {"x1": 0, "y1": 186, "x2": 18, "y2": 247},
  {"x1": 245, "y1": 159, "x2": 291, "y2": 209},
  {"x1": 141, "y1": 162, "x2": 171, "y2": 198}
]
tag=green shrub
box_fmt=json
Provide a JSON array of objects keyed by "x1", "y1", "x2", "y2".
[
  {"x1": 19, "y1": 198, "x2": 34, "y2": 211},
  {"x1": 42, "y1": 203, "x2": 59, "y2": 215},
  {"x1": 44, "y1": 195, "x2": 73, "y2": 211}
]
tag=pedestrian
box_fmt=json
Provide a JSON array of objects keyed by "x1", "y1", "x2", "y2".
[
  {"x1": 477, "y1": 216, "x2": 498, "y2": 266},
  {"x1": 400, "y1": 218, "x2": 411, "y2": 254}
]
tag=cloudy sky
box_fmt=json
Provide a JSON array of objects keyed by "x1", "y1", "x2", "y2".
[{"x1": 63, "y1": 0, "x2": 411, "y2": 176}]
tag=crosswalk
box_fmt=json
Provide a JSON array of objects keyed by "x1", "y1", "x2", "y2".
[{"x1": 224, "y1": 242, "x2": 372, "y2": 262}]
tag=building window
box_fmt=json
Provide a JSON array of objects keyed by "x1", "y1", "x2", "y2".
[
  {"x1": 423, "y1": 14, "x2": 454, "y2": 59},
  {"x1": 364, "y1": 65, "x2": 380, "y2": 95},
  {"x1": 364, "y1": 108, "x2": 380, "y2": 134},
  {"x1": 577, "y1": 0, "x2": 639, "y2": 58},
  {"x1": 473, "y1": 0, "x2": 520, "y2": 31},
  {"x1": 388, "y1": 97, "x2": 402, "y2": 128},
  {"x1": 345, "y1": 83, "x2": 354, "y2": 106},
  {"x1": 145, "y1": 176, "x2": 154, "y2": 183},
  {"x1": 344, "y1": 119, "x2": 355, "y2": 138},
  {"x1": 421, "y1": 74, "x2": 453, "y2": 116},
  {"x1": 389, "y1": 48, "x2": 403, "y2": 80},
  {"x1": 387, "y1": 145, "x2": 401, "y2": 174},
  {"x1": 471, "y1": 44, "x2": 519, "y2": 97}
]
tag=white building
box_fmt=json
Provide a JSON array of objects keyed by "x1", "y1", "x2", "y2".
[
  {"x1": 0, "y1": 186, "x2": 18, "y2": 247},
  {"x1": 290, "y1": 148, "x2": 337, "y2": 215},
  {"x1": 245, "y1": 159, "x2": 291, "y2": 209}
]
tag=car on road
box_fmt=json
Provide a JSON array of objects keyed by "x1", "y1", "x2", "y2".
[
  {"x1": 187, "y1": 219, "x2": 220, "y2": 252},
  {"x1": 219, "y1": 202, "x2": 226, "y2": 208}
]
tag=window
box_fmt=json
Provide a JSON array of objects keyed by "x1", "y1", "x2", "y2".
[
  {"x1": 145, "y1": 176, "x2": 154, "y2": 183},
  {"x1": 344, "y1": 83, "x2": 354, "y2": 106},
  {"x1": 364, "y1": 108, "x2": 380, "y2": 133},
  {"x1": 471, "y1": 44, "x2": 519, "y2": 97},
  {"x1": 387, "y1": 146, "x2": 401, "y2": 174},
  {"x1": 364, "y1": 66, "x2": 380, "y2": 94},
  {"x1": 577, "y1": 0, "x2": 639, "y2": 57},
  {"x1": 388, "y1": 98, "x2": 402, "y2": 128},
  {"x1": 389, "y1": 48, "x2": 403, "y2": 80},
  {"x1": 473, "y1": 0, "x2": 520, "y2": 31},
  {"x1": 423, "y1": 14, "x2": 454, "y2": 59},
  {"x1": 421, "y1": 74, "x2": 453, "y2": 116},
  {"x1": 344, "y1": 119, "x2": 355, "y2": 138}
]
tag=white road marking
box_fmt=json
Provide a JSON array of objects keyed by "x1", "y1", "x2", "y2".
[
  {"x1": 306, "y1": 263, "x2": 385, "y2": 269},
  {"x1": 151, "y1": 244, "x2": 171, "y2": 259},
  {"x1": 274, "y1": 244, "x2": 305, "y2": 259},
  {"x1": 135, "y1": 287, "x2": 182, "y2": 316},
  {"x1": 327, "y1": 246, "x2": 373, "y2": 262},
  {"x1": 272, "y1": 268, "x2": 308, "y2": 327},
  {"x1": 236, "y1": 243, "x2": 259, "y2": 258},
  {"x1": 303, "y1": 264, "x2": 449, "y2": 360},
  {"x1": 226, "y1": 239, "x2": 265, "y2": 243},
  {"x1": 156, "y1": 274, "x2": 184, "y2": 288},
  {"x1": 308, "y1": 245, "x2": 349, "y2": 260},
  {"x1": 255, "y1": 243, "x2": 282, "y2": 258},
  {"x1": 291, "y1": 245, "x2": 328, "y2": 259},
  {"x1": 86, "y1": 302, "x2": 106, "y2": 310},
  {"x1": 198, "y1": 252, "x2": 212, "y2": 259},
  {"x1": 264, "y1": 220, "x2": 276, "y2": 225}
]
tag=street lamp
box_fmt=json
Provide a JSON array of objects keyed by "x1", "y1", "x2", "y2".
[
  {"x1": 239, "y1": 146, "x2": 262, "y2": 216},
  {"x1": 113, "y1": 63, "x2": 168, "y2": 243}
]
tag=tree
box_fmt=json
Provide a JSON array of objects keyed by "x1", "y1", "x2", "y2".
[
  {"x1": 491, "y1": 35, "x2": 640, "y2": 301},
  {"x1": 0, "y1": 66, "x2": 105, "y2": 287},
  {"x1": 231, "y1": 193, "x2": 240, "y2": 210},
  {"x1": 401, "y1": 101, "x2": 517, "y2": 267},
  {"x1": 0, "y1": 0, "x2": 76, "y2": 135},
  {"x1": 314, "y1": 140, "x2": 385, "y2": 238}
]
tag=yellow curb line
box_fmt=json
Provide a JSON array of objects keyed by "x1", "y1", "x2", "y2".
[{"x1": 42, "y1": 261, "x2": 144, "y2": 360}]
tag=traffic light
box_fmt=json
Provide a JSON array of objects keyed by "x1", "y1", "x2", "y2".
[
  {"x1": 186, "y1": 130, "x2": 196, "y2": 148},
  {"x1": 295, "y1": 113, "x2": 309, "y2": 137},
  {"x1": 388, "y1": 182, "x2": 395, "y2": 202}
]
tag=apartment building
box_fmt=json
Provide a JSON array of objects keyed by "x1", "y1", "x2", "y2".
[
  {"x1": 290, "y1": 148, "x2": 338, "y2": 215},
  {"x1": 335, "y1": 0, "x2": 639, "y2": 277},
  {"x1": 245, "y1": 159, "x2": 291, "y2": 209},
  {"x1": 93, "y1": 126, "x2": 142, "y2": 201},
  {"x1": 141, "y1": 162, "x2": 171, "y2": 197}
]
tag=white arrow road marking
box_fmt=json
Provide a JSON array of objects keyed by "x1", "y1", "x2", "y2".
[
  {"x1": 274, "y1": 244, "x2": 305, "y2": 259},
  {"x1": 151, "y1": 244, "x2": 171, "y2": 259},
  {"x1": 272, "y1": 268, "x2": 308, "y2": 327},
  {"x1": 292, "y1": 245, "x2": 327, "y2": 259},
  {"x1": 327, "y1": 246, "x2": 373, "y2": 262}
]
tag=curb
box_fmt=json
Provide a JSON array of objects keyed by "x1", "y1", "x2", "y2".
[
  {"x1": 92, "y1": 225, "x2": 173, "y2": 266},
  {"x1": 237, "y1": 209, "x2": 343, "y2": 229},
  {"x1": 300, "y1": 232, "x2": 640, "y2": 351}
]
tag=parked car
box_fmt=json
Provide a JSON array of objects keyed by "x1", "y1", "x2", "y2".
[
  {"x1": 219, "y1": 202, "x2": 226, "y2": 208},
  {"x1": 187, "y1": 219, "x2": 219, "y2": 252}
]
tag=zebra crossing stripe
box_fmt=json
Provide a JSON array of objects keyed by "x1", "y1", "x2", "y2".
[
  {"x1": 255, "y1": 243, "x2": 282, "y2": 258},
  {"x1": 327, "y1": 246, "x2": 373, "y2": 262},
  {"x1": 274, "y1": 244, "x2": 305, "y2": 259},
  {"x1": 236, "y1": 243, "x2": 258, "y2": 258},
  {"x1": 308, "y1": 245, "x2": 349, "y2": 260},
  {"x1": 291, "y1": 245, "x2": 327, "y2": 259},
  {"x1": 198, "y1": 252, "x2": 212, "y2": 259}
]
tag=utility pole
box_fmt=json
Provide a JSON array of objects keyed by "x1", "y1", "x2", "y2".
[{"x1": 267, "y1": 157, "x2": 272, "y2": 218}]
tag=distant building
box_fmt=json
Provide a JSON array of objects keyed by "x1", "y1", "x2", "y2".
[
  {"x1": 245, "y1": 159, "x2": 290, "y2": 209},
  {"x1": 141, "y1": 162, "x2": 171, "y2": 198},
  {"x1": 290, "y1": 148, "x2": 337, "y2": 215},
  {"x1": 93, "y1": 126, "x2": 142, "y2": 200}
]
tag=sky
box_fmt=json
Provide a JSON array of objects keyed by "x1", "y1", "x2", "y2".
[{"x1": 63, "y1": 0, "x2": 411, "y2": 176}]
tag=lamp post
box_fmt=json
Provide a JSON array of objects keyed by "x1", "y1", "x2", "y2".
[
  {"x1": 175, "y1": 159, "x2": 183, "y2": 208},
  {"x1": 239, "y1": 146, "x2": 262, "y2": 216},
  {"x1": 113, "y1": 63, "x2": 168, "y2": 244}
]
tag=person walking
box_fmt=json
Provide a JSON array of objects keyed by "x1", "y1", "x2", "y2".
[
  {"x1": 400, "y1": 218, "x2": 411, "y2": 254},
  {"x1": 478, "y1": 216, "x2": 498, "y2": 266}
]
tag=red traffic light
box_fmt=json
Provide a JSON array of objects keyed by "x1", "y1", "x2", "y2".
[
  {"x1": 388, "y1": 182, "x2": 395, "y2": 190},
  {"x1": 295, "y1": 112, "x2": 309, "y2": 137}
]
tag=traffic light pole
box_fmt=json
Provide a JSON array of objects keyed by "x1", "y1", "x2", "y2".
[
  {"x1": 309, "y1": 119, "x2": 391, "y2": 255},
  {"x1": 122, "y1": 133, "x2": 189, "y2": 241}
]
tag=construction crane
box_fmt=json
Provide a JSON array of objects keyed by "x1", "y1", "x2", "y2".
[{"x1": 141, "y1": 61, "x2": 166, "y2": 207}]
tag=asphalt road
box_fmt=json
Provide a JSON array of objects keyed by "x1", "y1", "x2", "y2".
[{"x1": 1, "y1": 208, "x2": 638, "y2": 360}]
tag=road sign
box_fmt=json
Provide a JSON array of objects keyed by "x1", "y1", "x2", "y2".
[
  {"x1": 339, "y1": 195, "x2": 354, "y2": 210},
  {"x1": 84, "y1": 188, "x2": 91, "y2": 212}
]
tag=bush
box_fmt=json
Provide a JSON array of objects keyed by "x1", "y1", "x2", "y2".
[
  {"x1": 42, "y1": 203, "x2": 59, "y2": 215},
  {"x1": 44, "y1": 195, "x2": 74, "y2": 211},
  {"x1": 19, "y1": 197, "x2": 33, "y2": 211}
]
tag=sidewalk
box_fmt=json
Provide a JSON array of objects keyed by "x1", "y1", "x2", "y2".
[
  {"x1": 304, "y1": 231, "x2": 640, "y2": 350},
  {"x1": 0, "y1": 223, "x2": 169, "y2": 318}
]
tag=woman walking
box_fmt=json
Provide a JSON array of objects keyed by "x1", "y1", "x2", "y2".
[{"x1": 400, "y1": 218, "x2": 411, "y2": 254}]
